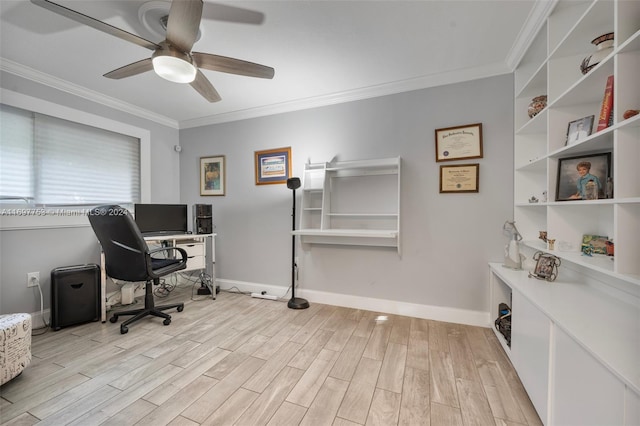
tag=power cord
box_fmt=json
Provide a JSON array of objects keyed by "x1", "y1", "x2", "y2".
[{"x1": 31, "y1": 279, "x2": 50, "y2": 336}]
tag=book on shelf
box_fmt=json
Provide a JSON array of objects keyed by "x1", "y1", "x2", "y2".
[{"x1": 597, "y1": 75, "x2": 614, "y2": 131}]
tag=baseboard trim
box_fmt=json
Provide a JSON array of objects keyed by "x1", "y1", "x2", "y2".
[
  {"x1": 217, "y1": 279, "x2": 490, "y2": 328},
  {"x1": 28, "y1": 309, "x2": 50, "y2": 330}
]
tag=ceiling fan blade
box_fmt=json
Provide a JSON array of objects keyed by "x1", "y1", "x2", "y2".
[
  {"x1": 30, "y1": 0, "x2": 159, "y2": 51},
  {"x1": 166, "y1": 0, "x2": 203, "y2": 53},
  {"x1": 190, "y1": 70, "x2": 221, "y2": 103},
  {"x1": 103, "y1": 58, "x2": 154, "y2": 79},
  {"x1": 192, "y1": 52, "x2": 275, "y2": 79},
  {"x1": 202, "y1": 3, "x2": 264, "y2": 25}
]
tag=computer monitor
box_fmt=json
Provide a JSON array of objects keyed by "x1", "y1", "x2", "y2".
[{"x1": 134, "y1": 204, "x2": 188, "y2": 235}]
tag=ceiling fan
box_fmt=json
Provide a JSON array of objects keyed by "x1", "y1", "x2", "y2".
[{"x1": 30, "y1": 0, "x2": 275, "y2": 102}]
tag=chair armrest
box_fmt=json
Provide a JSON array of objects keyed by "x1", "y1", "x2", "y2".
[
  {"x1": 147, "y1": 246, "x2": 188, "y2": 278},
  {"x1": 149, "y1": 246, "x2": 187, "y2": 261}
]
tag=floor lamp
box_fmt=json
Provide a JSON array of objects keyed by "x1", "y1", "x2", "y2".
[{"x1": 287, "y1": 177, "x2": 309, "y2": 309}]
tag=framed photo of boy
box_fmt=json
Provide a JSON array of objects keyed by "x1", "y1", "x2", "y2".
[
  {"x1": 255, "y1": 147, "x2": 292, "y2": 185},
  {"x1": 555, "y1": 152, "x2": 611, "y2": 201},
  {"x1": 200, "y1": 155, "x2": 225, "y2": 196},
  {"x1": 566, "y1": 115, "x2": 594, "y2": 145}
]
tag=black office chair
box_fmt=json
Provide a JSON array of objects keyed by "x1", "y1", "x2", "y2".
[{"x1": 88, "y1": 205, "x2": 187, "y2": 334}]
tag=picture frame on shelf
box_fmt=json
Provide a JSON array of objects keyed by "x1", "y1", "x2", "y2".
[
  {"x1": 565, "y1": 115, "x2": 594, "y2": 145},
  {"x1": 528, "y1": 251, "x2": 561, "y2": 282},
  {"x1": 581, "y1": 234, "x2": 609, "y2": 255},
  {"x1": 435, "y1": 123, "x2": 483, "y2": 162},
  {"x1": 555, "y1": 152, "x2": 611, "y2": 201},
  {"x1": 254, "y1": 147, "x2": 292, "y2": 185},
  {"x1": 200, "y1": 155, "x2": 225, "y2": 196},
  {"x1": 439, "y1": 163, "x2": 479, "y2": 193}
]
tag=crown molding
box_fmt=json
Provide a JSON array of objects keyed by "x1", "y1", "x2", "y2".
[
  {"x1": 179, "y1": 61, "x2": 511, "y2": 129},
  {"x1": 2, "y1": 56, "x2": 513, "y2": 131},
  {"x1": 505, "y1": 0, "x2": 558, "y2": 71},
  {"x1": 0, "y1": 58, "x2": 179, "y2": 129}
]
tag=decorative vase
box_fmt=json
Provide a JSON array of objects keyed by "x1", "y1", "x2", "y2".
[
  {"x1": 580, "y1": 32, "x2": 614, "y2": 75},
  {"x1": 528, "y1": 95, "x2": 547, "y2": 118}
]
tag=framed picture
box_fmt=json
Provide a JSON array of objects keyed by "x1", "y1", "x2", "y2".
[
  {"x1": 200, "y1": 155, "x2": 225, "y2": 196},
  {"x1": 566, "y1": 115, "x2": 594, "y2": 145},
  {"x1": 581, "y1": 234, "x2": 609, "y2": 255},
  {"x1": 529, "y1": 251, "x2": 561, "y2": 282},
  {"x1": 255, "y1": 147, "x2": 292, "y2": 185},
  {"x1": 555, "y1": 152, "x2": 611, "y2": 201},
  {"x1": 439, "y1": 163, "x2": 479, "y2": 193},
  {"x1": 435, "y1": 123, "x2": 483, "y2": 162}
]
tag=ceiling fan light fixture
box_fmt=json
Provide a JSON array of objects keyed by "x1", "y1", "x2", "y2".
[{"x1": 152, "y1": 54, "x2": 196, "y2": 83}]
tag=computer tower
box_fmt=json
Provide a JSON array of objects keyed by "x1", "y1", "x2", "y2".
[
  {"x1": 50, "y1": 264, "x2": 100, "y2": 331},
  {"x1": 193, "y1": 204, "x2": 213, "y2": 234}
]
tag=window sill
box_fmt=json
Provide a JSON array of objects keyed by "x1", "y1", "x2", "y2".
[{"x1": 0, "y1": 213, "x2": 91, "y2": 230}]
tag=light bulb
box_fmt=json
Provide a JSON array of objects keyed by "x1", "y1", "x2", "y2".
[{"x1": 152, "y1": 55, "x2": 196, "y2": 83}]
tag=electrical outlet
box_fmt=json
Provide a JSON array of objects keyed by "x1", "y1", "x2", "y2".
[{"x1": 27, "y1": 272, "x2": 40, "y2": 288}]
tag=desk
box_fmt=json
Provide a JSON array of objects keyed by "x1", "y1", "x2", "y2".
[{"x1": 99, "y1": 233, "x2": 216, "y2": 322}]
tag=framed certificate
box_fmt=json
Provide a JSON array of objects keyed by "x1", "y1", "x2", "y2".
[
  {"x1": 435, "y1": 123, "x2": 483, "y2": 162},
  {"x1": 439, "y1": 163, "x2": 479, "y2": 193},
  {"x1": 254, "y1": 147, "x2": 292, "y2": 185}
]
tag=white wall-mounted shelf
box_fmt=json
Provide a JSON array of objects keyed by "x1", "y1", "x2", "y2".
[{"x1": 294, "y1": 157, "x2": 401, "y2": 254}]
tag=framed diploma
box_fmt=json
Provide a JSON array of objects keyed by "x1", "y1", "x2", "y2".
[
  {"x1": 435, "y1": 123, "x2": 483, "y2": 162},
  {"x1": 439, "y1": 163, "x2": 479, "y2": 193}
]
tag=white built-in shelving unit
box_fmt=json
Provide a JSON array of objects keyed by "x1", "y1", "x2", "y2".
[
  {"x1": 514, "y1": 0, "x2": 640, "y2": 286},
  {"x1": 293, "y1": 157, "x2": 401, "y2": 254},
  {"x1": 491, "y1": 1, "x2": 640, "y2": 424}
]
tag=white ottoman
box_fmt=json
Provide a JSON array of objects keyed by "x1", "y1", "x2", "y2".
[{"x1": 0, "y1": 313, "x2": 32, "y2": 386}]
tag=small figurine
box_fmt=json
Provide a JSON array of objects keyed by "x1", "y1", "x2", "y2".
[
  {"x1": 548, "y1": 239, "x2": 556, "y2": 250},
  {"x1": 528, "y1": 196, "x2": 539, "y2": 203},
  {"x1": 541, "y1": 191, "x2": 548, "y2": 202},
  {"x1": 539, "y1": 231, "x2": 548, "y2": 243}
]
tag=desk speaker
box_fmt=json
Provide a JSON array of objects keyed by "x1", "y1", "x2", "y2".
[{"x1": 50, "y1": 264, "x2": 100, "y2": 331}]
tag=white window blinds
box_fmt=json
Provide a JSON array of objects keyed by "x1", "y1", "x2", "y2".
[
  {"x1": 0, "y1": 104, "x2": 34, "y2": 201},
  {"x1": 1, "y1": 103, "x2": 140, "y2": 207}
]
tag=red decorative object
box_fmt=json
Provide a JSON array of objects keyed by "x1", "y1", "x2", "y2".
[
  {"x1": 623, "y1": 109, "x2": 639, "y2": 120},
  {"x1": 605, "y1": 240, "x2": 614, "y2": 256},
  {"x1": 597, "y1": 75, "x2": 614, "y2": 132}
]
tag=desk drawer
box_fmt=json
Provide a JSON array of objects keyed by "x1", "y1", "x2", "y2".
[{"x1": 178, "y1": 242, "x2": 204, "y2": 257}]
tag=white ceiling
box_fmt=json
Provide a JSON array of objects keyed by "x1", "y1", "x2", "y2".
[{"x1": 0, "y1": 0, "x2": 551, "y2": 128}]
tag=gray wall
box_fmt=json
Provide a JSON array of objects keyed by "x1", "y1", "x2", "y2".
[
  {"x1": 0, "y1": 72, "x2": 181, "y2": 316},
  {"x1": 0, "y1": 72, "x2": 514, "y2": 319},
  {"x1": 180, "y1": 74, "x2": 514, "y2": 314}
]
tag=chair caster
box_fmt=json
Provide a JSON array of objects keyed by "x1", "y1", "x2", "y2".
[
  {"x1": 120, "y1": 325, "x2": 128, "y2": 334},
  {"x1": 110, "y1": 315, "x2": 118, "y2": 323},
  {"x1": 177, "y1": 305, "x2": 184, "y2": 312},
  {"x1": 163, "y1": 318, "x2": 171, "y2": 326}
]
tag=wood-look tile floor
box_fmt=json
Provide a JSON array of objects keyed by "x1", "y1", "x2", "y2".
[{"x1": 0, "y1": 287, "x2": 542, "y2": 426}]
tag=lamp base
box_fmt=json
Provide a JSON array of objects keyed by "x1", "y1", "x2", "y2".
[{"x1": 287, "y1": 297, "x2": 310, "y2": 310}]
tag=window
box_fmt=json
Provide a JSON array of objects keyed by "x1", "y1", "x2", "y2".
[{"x1": 1, "y1": 104, "x2": 140, "y2": 207}]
